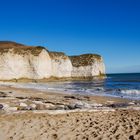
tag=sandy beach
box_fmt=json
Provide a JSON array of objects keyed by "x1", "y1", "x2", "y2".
[
  {"x1": 0, "y1": 85, "x2": 140, "y2": 140},
  {"x1": 0, "y1": 110, "x2": 140, "y2": 140}
]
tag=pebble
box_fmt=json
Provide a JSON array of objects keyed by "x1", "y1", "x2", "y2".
[
  {"x1": 8, "y1": 107, "x2": 18, "y2": 111},
  {"x1": 20, "y1": 103, "x2": 28, "y2": 107},
  {"x1": 75, "y1": 101, "x2": 92, "y2": 109},
  {"x1": 2, "y1": 104, "x2": 9, "y2": 110},
  {"x1": 92, "y1": 103, "x2": 103, "y2": 107},
  {"x1": 0, "y1": 104, "x2": 3, "y2": 109},
  {"x1": 128, "y1": 102, "x2": 135, "y2": 105},
  {"x1": 2, "y1": 103, "x2": 18, "y2": 111},
  {"x1": 30, "y1": 104, "x2": 37, "y2": 109}
]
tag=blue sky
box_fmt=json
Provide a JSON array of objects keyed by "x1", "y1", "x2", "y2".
[{"x1": 0, "y1": 0, "x2": 140, "y2": 73}]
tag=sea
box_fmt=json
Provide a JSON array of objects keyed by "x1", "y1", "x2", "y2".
[{"x1": 0, "y1": 73, "x2": 140, "y2": 100}]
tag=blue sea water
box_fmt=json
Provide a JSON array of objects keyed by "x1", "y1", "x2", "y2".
[
  {"x1": 1, "y1": 73, "x2": 140, "y2": 100},
  {"x1": 44, "y1": 73, "x2": 140, "y2": 100}
]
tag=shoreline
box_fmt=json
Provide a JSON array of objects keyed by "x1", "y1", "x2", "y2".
[
  {"x1": 0, "y1": 80, "x2": 140, "y2": 101},
  {"x1": 0, "y1": 85, "x2": 140, "y2": 140},
  {"x1": 0, "y1": 85, "x2": 140, "y2": 113}
]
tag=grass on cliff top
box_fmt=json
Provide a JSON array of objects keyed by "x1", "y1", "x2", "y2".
[
  {"x1": 0, "y1": 41, "x2": 46, "y2": 56},
  {"x1": 69, "y1": 54, "x2": 102, "y2": 67},
  {"x1": 49, "y1": 51, "x2": 68, "y2": 59}
]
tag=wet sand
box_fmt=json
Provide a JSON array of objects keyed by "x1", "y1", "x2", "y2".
[{"x1": 0, "y1": 85, "x2": 140, "y2": 140}]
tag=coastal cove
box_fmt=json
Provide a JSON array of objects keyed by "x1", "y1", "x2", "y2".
[
  {"x1": 0, "y1": 0, "x2": 140, "y2": 139},
  {"x1": 0, "y1": 42, "x2": 140, "y2": 140}
]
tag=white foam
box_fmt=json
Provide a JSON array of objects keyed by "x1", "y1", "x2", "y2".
[
  {"x1": 1, "y1": 82, "x2": 140, "y2": 99},
  {"x1": 121, "y1": 89, "x2": 140, "y2": 95}
]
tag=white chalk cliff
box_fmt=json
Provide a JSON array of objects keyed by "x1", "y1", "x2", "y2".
[
  {"x1": 70, "y1": 54, "x2": 105, "y2": 78},
  {"x1": 49, "y1": 52, "x2": 72, "y2": 78},
  {"x1": 0, "y1": 41, "x2": 105, "y2": 80}
]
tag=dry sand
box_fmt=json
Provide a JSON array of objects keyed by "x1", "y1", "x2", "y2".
[
  {"x1": 0, "y1": 110, "x2": 140, "y2": 140},
  {"x1": 0, "y1": 85, "x2": 140, "y2": 140}
]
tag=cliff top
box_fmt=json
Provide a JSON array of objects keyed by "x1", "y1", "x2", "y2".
[
  {"x1": 0, "y1": 41, "x2": 45, "y2": 56},
  {"x1": 49, "y1": 51, "x2": 68, "y2": 59},
  {"x1": 0, "y1": 42, "x2": 102, "y2": 63},
  {"x1": 69, "y1": 54, "x2": 102, "y2": 67},
  {"x1": 0, "y1": 41, "x2": 28, "y2": 48}
]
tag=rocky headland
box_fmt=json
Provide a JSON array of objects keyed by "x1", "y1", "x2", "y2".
[{"x1": 0, "y1": 41, "x2": 105, "y2": 81}]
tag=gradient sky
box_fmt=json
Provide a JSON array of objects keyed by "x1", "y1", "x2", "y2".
[{"x1": 0, "y1": 0, "x2": 140, "y2": 73}]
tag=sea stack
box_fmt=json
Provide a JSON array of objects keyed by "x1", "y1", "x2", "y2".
[{"x1": 0, "y1": 41, "x2": 105, "y2": 80}]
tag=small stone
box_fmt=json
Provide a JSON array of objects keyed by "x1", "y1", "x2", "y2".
[
  {"x1": 128, "y1": 102, "x2": 135, "y2": 105},
  {"x1": 74, "y1": 101, "x2": 91, "y2": 109},
  {"x1": 45, "y1": 103, "x2": 55, "y2": 108},
  {"x1": 2, "y1": 104, "x2": 9, "y2": 110},
  {"x1": 92, "y1": 103, "x2": 103, "y2": 107},
  {"x1": 4, "y1": 106, "x2": 18, "y2": 111},
  {"x1": 20, "y1": 103, "x2": 28, "y2": 107},
  {"x1": 18, "y1": 106, "x2": 31, "y2": 110},
  {"x1": 53, "y1": 105, "x2": 65, "y2": 110},
  {"x1": 0, "y1": 104, "x2": 3, "y2": 109},
  {"x1": 67, "y1": 104, "x2": 76, "y2": 110},
  {"x1": 0, "y1": 92, "x2": 7, "y2": 97},
  {"x1": 30, "y1": 104, "x2": 36, "y2": 109},
  {"x1": 8, "y1": 107, "x2": 18, "y2": 111},
  {"x1": 25, "y1": 106, "x2": 33, "y2": 110},
  {"x1": 36, "y1": 104, "x2": 46, "y2": 110}
]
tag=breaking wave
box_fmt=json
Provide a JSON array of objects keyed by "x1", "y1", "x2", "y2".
[{"x1": 120, "y1": 89, "x2": 140, "y2": 95}]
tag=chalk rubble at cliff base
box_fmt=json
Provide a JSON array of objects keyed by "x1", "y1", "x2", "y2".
[{"x1": 0, "y1": 41, "x2": 105, "y2": 80}]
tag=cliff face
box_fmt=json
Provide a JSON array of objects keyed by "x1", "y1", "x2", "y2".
[
  {"x1": 0, "y1": 41, "x2": 105, "y2": 80},
  {"x1": 0, "y1": 42, "x2": 52, "y2": 80},
  {"x1": 69, "y1": 54, "x2": 105, "y2": 78},
  {"x1": 49, "y1": 52, "x2": 72, "y2": 78}
]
